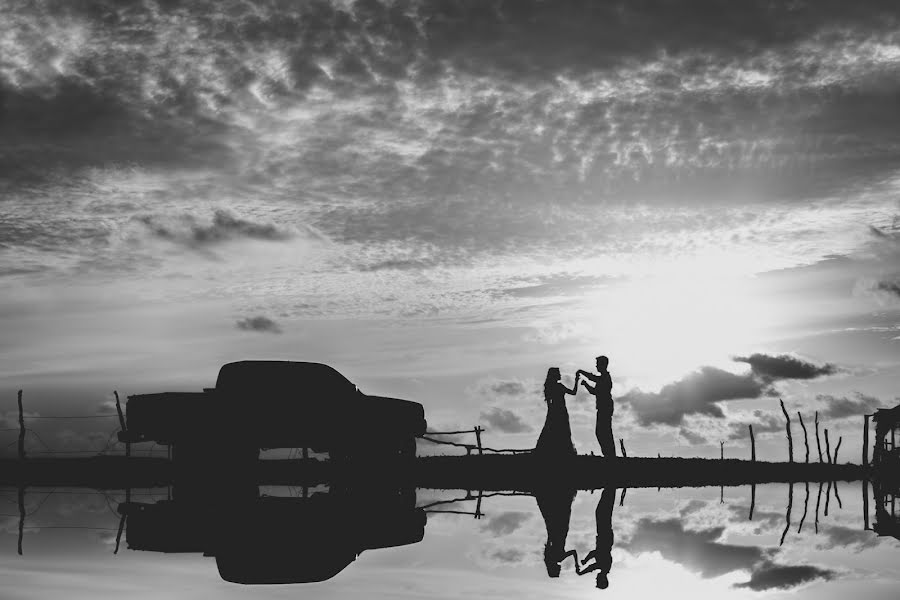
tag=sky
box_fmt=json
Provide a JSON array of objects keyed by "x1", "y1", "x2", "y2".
[{"x1": 2, "y1": 0, "x2": 900, "y2": 464}]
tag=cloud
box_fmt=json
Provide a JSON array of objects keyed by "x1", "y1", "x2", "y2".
[
  {"x1": 728, "y1": 412, "x2": 783, "y2": 440},
  {"x1": 489, "y1": 381, "x2": 528, "y2": 396},
  {"x1": 479, "y1": 511, "x2": 532, "y2": 537},
  {"x1": 135, "y1": 210, "x2": 294, "y2": 250},
  {"x1": 679, "y1": 427, "x2": 709, "y2": 445},
  {"x1": 733, "y1": 353, "x2": 838, "y2": 382},
  {"x1": 235, "y1": 315, "x2": 283, "y2": 334},
  {"x1": 621, "y1": 353, "x2": 841, "y2": 427},
  {"x1": 479, "y1": 407, "x2": 533, "y2": 433},
  {"x1": 620, "y1": 367, "x2": 764, "y2": 427},
  {"x1": 875, "y1": 280, "x2": 900, "y2": 298},
  {"x1": 734, "y1": 560, "x2": 835, "y2": 591},
  {"x1": 817, "y1": 393, "x2": 882, "y2": 419}
]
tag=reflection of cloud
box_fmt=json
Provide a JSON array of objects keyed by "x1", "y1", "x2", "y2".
[
  {"x1": 734, "y1": 560, "x2": 834, "y2": 591},
  {"x1": 480, "y1": 511, "x2": 532, "y2": 537},
  {"x1": 235, "y1": 315, "x2": 283, "y2": 334},
  {"x1": 623, "y1": 518, "x2": 770, "y2": 578},
  {"x1": 623, "y1": 517, "x2": 837, "y2": 591},
  {"x1": 486, "y1": 548, "x2": 527, "y2": 564},
  {"x1": 817, "y1": 525, "x2": 882, "y2": 553},
  {"x1": 479, "y1": 407, "x2": 533, "y2": 433},
  {"x1": 817, "y1": 393, "x2": 883, "y2": 419}
]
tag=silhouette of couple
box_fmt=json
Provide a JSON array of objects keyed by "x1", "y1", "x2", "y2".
[{"x1": 535, "y1": 356, "x2": 615, "y2": 457}]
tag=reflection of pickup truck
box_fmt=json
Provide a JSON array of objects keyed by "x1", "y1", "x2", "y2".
[
  {"x1": 123, "y1": 487, "x2": 426, "y2": 584},
  {"x1": 119, "y1": 361, "x2": 427, "y2": 461}
]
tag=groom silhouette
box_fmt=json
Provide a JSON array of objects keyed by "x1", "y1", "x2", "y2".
[{"x1": 578, "y1": 356, "x2": 615, "y2": 458}]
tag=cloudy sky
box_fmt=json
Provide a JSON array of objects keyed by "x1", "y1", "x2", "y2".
[{"x1": 2, "y1": 0, "x2": 900, "y2": 463}]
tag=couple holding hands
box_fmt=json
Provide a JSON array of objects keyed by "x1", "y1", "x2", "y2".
[{"x1": 535, "y1": 356, "x2": 615, "y2": 457}]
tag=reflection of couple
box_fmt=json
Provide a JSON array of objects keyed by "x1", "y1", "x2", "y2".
[
  {"x1": 535, "y1": 356, "x2": 615, "y2": 457},
  {"x1": 539, "y1": 487, "x2": 615, "y2": 590}
]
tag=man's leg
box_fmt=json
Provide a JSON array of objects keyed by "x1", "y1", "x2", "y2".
[{"x1": 599, "y1": 418, "x2": 616, "y2": 458}]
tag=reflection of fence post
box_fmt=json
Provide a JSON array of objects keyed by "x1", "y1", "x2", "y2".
[
  {"x1": 798, "y1": 412, "x2": 809, "y2": 463},
  {"x1": 619, "y1": 438, "x2": 627, "y2": 458},
  {"x1": 17, "y1": 484, "x2": 25, "y2": 555},
  {"x1": 749, "y1": 425, "x2": 756, "y2": 462},
  {"x1": 780, "y1": 399, "x2": 793, "y2": 463},
  {"x1": 863, "y1": 479, "x2": 870, "y2": 530},
  {"x1": 749, "y1": 483, "x2": 756, "y2": 521},
  {"x1": 17, "y1": 390, "x2": 26, "y2": 461},
  {"x1": 475, "y1": 489, "x2": 483, "y2": 519}
]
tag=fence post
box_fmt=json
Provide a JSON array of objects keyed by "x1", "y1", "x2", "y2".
[
  {"x1": 825, "y1": 429, "x2": 832, "y2": 464},
  {"x1": 114, "y1": 391, "x2": 130, "y2": 458},
  {"x1": 863, "y1": 415, "x2": 870, "y2": 467},
  {"x1": 619, "y1": 438, "x2": 627, "y2": 458},
  {"x1": 815, "y1": 412, "x2": 823, "y2": 463},
  {"x1": 798, "y1": 412, "x2": 809, "y2": 463},
  {"x1": 834, "y1": 436, "x2": 842, "y2": 464},
  {"x1": 720, "y1": 441, "x2": 724, "y2": 460},
  {"x1": 749, "y1": 425, "x2": 756, "y2": 462},
  {"x1": 17, "y1": 390, "x2": 26, "y2": 461},
  {"x1": 474, "y1": 427, "x2": 483, "y2": 456},
  {"x1": 780, "y1": 399, "x2": 793, "y2": 463}
]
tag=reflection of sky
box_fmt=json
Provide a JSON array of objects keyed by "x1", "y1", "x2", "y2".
[{"x1": 2, "y1": 484, "x2": 898, "y2": 598}]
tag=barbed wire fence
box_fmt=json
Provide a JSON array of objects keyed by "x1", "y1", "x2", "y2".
[{"x1": 2, "y1": 390, "x2": 163, "y2": 459}]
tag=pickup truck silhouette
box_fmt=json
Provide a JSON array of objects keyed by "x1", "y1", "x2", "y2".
[{"x1": 118, "y1": 361, "x2": 427, "y2": 462}]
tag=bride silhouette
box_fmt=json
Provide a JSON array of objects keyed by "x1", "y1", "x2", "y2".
[{"x1": 534, "y1": 367, "x2": 578, "y2": 456}]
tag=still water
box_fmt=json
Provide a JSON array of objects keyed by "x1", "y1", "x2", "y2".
[{"x1": 2, "y1": 481, "x2": 897, "y2": 599}]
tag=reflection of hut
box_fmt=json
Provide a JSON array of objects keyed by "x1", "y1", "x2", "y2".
[
  {"x1": 872, "y1": 480, "x2": 900, "y2": 542},
  {"x1": 872, "y1": 405, "x2": 900, "y2": 466}
]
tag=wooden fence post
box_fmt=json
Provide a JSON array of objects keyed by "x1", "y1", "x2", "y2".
[
  {"x1": 114, "y1": 391, "x2": 130, "y2": 458},
  {"x1": 834, "y1": 436, "x2": 842, "y2": 464},
  {"x1": 825, "y1": 429, "x2": 832, "y2": 464},
  {"x1": 749, "y1": 425, "x2": 756, "y2": 462},
  {"x1": 780, "y1": 399, "x2": 793, "y2": 463},
  {"x1": 720, "y1": 441, "x2": 724, "y2": 460},
  {"x1": 797, "y1": 412, "x2": 809, "y2": 463},
  {"x1": 474, "y1": 427, "x2": 483, "y2": 456},
  {"x1": 17, "y1": 390, "x2": 26, "y2": 461},
  {"x1": 863, "y1": 415, "x2": 870, "y2": 467},
  {"x1": 815, "y1": 412, "x2": 823, "y2": 463},
  {"x1": 619, "y1": 438, "x2": 627, "y2": 458}
]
